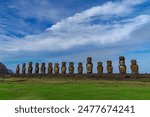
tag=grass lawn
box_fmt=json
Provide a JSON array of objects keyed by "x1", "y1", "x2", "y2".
[{"x1": 0, "y1": 77, "x2": 150, "y2": 100}]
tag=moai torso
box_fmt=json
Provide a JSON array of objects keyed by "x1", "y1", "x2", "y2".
[
  {"x1": 35, "y1": 63, "x2": 39, "y2": 74},
  {"x1": 131, "y1": 60, "x2": 139, "y2": 74},
  {"x1": 69, "y1": 62, "x2": 74, "y2": 74},
  {"x1": 16, "y1": 64, "x2": 20, "y2": 74},
  {"x1": 28, "y1": 62, "x2": 33, "y2": 74},
  {"x1": 54, "y1": 63, "x2": 59, "y2": 74},
  {"x1": 78, "y1": 62, "x2": 83, "y2": 74},
  {"x1": 119, "y1": 56, "x2": 126, "y2": 74},
  {"x1": 107, "y1": 60, "x2": 113, "y2": 74},
  {"x1": 86, "y1": 57, "x2": 93, "y2": 74},
  {"x1": 22, "y1": 63, "x2": 26, "y2": 74},
  {"x1": 97, "y1": 62, "x2": 103, "y2": 74},
  {"x1": 61, "y1": 62, "x2": 66, "y2": 74},
  {"x1": 41, "y1": 63, "x2": 46, "y2": 74},
  {"x1": 48, "y1": 63, "x2": 53, "y2": 74}
]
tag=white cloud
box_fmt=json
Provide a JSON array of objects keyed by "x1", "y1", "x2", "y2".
[{"x1": 0, "y1": 0, "x2": 150, "y2": 53}]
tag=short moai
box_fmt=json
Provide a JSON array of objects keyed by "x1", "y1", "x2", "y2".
[
  {"x1": 61, "y1": 62, "x2": 66, "y2": 74},
  {"x1": 86, "y1": 57, "x2": 93, "y2": 74},
  {"x1": 69, "y1": 62, "x2": 74, "y2": 74},
  {"x1": 28, "y1": 62, "x2": 33, "y2": 74},
  {"x1": 78, "y1": 62, "x2": 83, "y2": 74},
  {"x1": 16, "y1": 64, "x2": 20, "y2": 74},
  {"x1": 107, "y1": 60, "x2": 113, "y2": 74},
  {"x1": 97, "y1": 62, "x2": 103, "y2": 74},
  {"x1": 41, "y1": 63, "x2": 46, "y2": 74},
  {"x1": 48, "y1": 63, "x2": 53, "y2": 74},
  {"x1": 54, "y1": 63, "x2": 59, "y2": 74},
  {"x1": 131, "y1": 60, "x2": 139, "y2": 74},
  {"x1": 119, "y1": 56, "x2": 126, "y2": 74},
  {"x1": 35, "y1": 63, "x2": 39, "y2": 74},
  {"x1": 22, "y1": 63, "x2": 26, "y2": 74}
]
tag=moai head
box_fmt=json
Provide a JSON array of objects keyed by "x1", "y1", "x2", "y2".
[
  {"x1": 87, "y1": 57, "x2": 92, "y2": 63},
  {"x1": 61, "y1": 62, "x2": 66, "y2": 74},
  {"x1": 131, "y1": 60, "x2": 137, "y2": 65},
  {"x1": 48, "y1": 63, "x2": 53, "y2": 74},
  {"x1": 54, "y1": 63, "x2": 59, "y2": 74},
  {"x1": 29, "y1": 62, "x2": 32, "y2": 66},
  {"x1": 16, "y1": 64, "x2": 20, "y2": 74},
  {"x1": 131, "y1": 59, "x2": 138, "y2": 74},
  {"x1": 35, "y1": 63, "x2": 39, "y2": 74},
  {"x1": 97, "y1": 62, "x2": 103, "y2": 74},
  {"x1": 119, "y1": 56, "x2": 125, "y2": 66},
  {"x1": 107, "y1": 60, "x2": 113, "y2": 74},
  {"x1": 69, "y1": 62, "x2": 74, "y2": 74},
  {"x1": 107, "y1": 60, "x2": 112, "y2": 66},
  {"x1": 78, "y1": 62, "x2": 83, "y2": 74},
  {"x1": 22, "y1": 63, "x2": 26, "y2": 74},
  {"x1": 48, "y1": 63, "x2": 52, "y2": 67}
]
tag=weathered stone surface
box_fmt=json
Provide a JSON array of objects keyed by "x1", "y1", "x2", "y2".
[
  {"x1": 97, "y1": 62, "x2": 103, "y2": 74},
  {"x1": 107, "y1": 60, "x2": 113, "y2": 74},
  {"x1": 78, "y1": 62, "x2": 83, "y2": 74},
  {"x1": 69, "y1": 62, "x2": 74, "y2": 74},
  {"x1": 86, "y1": 57, "x2": 93, "y2": 74},
  {"x1": 119, "y1": 56, "x2": 126, "y2": 74},
  {"x1": 41, "y1": 63, "x2": 46, "y2": 74},
  {"x1": 35, "y1": 63, "x2": 39, "y2": 74},
  {"x1": 54, "y1": 63, "x2": 59, "y2": 74},
  {"x1": 28, "y1": 62, "x2": 33, "y2": 74},
  {"x1": 61, "y1": 62, "x2": 66, "y2": 74},
  {"x1": 131, "y1": 60, "x2": 139, "y2": 74},
  {"x1": 48, "y1": 63, "x2": 53, "y2": 74},
  {"x1": 22, "y1": 63, "x2": 26, "y2": 74},
  {"x1": 16, "y1": 64, "x2": 20, "y2": 74},
  {"x1": 0, "y1": 63, "x2": 12, "y2": 74}
]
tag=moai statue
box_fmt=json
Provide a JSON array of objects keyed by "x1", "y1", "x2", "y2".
[
  {"x1": 22, "y1": 63, "x2": 26, "y2": 74},
  {"x1": 107, "y1": 60, "x2": 113, "y2": 74},
  {"x1": 41, "y1": 63, "x2": 46, "y2": 74},
  {"x1": 54, "y1": 63, "x2": 59, "y2": 74},
  {"x1": 86, "y1": 57, "x2": 93, "y2": 74},
  {"x1": 48, "y1": 63, "x2": 53, "y2": 74},
  {"x1": 78, "y1": 62, "x2": 83, "y2": 74},
  {"x1": 119, "y1": 56, "x2": 126, "y2": 74},
  {"x1": 131, "y1": 60, "x2": 139, "y2": 74},
  {"x1": 16, "y1": 64, "x2": 20, "y2": 74},
  {"x1": 97, "y1": 62, "x2": 103, "y2": 74},
  {"x1": 35, "y1": 63, "x2": 39, "y2": 74},
  {"x1": 28, "y1": 62, "x2": 33, "y2": 74},
  {"x1": 61, "y1": 62, "x2": 66, "y2": 74},
  {"x1": 69, "y1": 62, "x2": 74, "y2": 74}
]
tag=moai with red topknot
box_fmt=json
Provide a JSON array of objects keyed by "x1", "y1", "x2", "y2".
[
  {"x1": 86, "y1": 57, "x2": 93, "y2": 74},
  {"x1": 119, "y1": 56, "x2": 126, "y2": 74}
]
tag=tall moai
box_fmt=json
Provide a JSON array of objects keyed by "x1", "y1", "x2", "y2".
[
  {"x1": 54, "y1": 63, "x2": 59, "y2": 74},
  {"x1": 107, "y1": 60, "x2": 113, "y2": 74},
  {"x1": 61, "y1": 62, "x2": 66, "y2": 74},
  {"x1": 41, "y1": 63, "x2": 46, "y2": 74},
  {"x1": 97, "y1": 62, "x2": 103, "y2": 74},
  {"x1": 16, "y1": 64, "x2": 20, "y2": 74},
  {"x1": 119, "y1": 56, "x2": 126, "y2": 74},
  {"x1": 28, "y1": 62, "x2": 33, "y2": 74},
  {"x1": 22, "y1": 63, "x2": 26, "y2": 74},
  {"x1": 131, "y1": 60, "x2": 139, "y2": 74},
  {"x1": 69, "y1": 62, "x2": 74, "y2": 74},
  {"x1": 78, "y1": 62, "x2": 83, "y2": 74},
  {"x1": 86, "y1": 57, "x2": 93, "y2": 74},
  {"x1": 48, "y1": 63, "x2": 53, "y2": 74},
  {"x1": 35, "y1": 63, "x2": 39, "y2": 74}
]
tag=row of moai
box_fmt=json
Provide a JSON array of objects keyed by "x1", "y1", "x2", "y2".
[{"x1": 16, "y1": 56, "x2": 138, "y2": 75}]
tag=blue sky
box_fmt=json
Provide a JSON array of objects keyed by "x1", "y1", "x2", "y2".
[{"x1": 0, "y1": 0, "x2": 150, "y2": 73}]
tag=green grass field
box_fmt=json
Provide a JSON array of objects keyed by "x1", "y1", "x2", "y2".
[{"x1": 0, "y1": 77, "x2": 150, "y2": 100}]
